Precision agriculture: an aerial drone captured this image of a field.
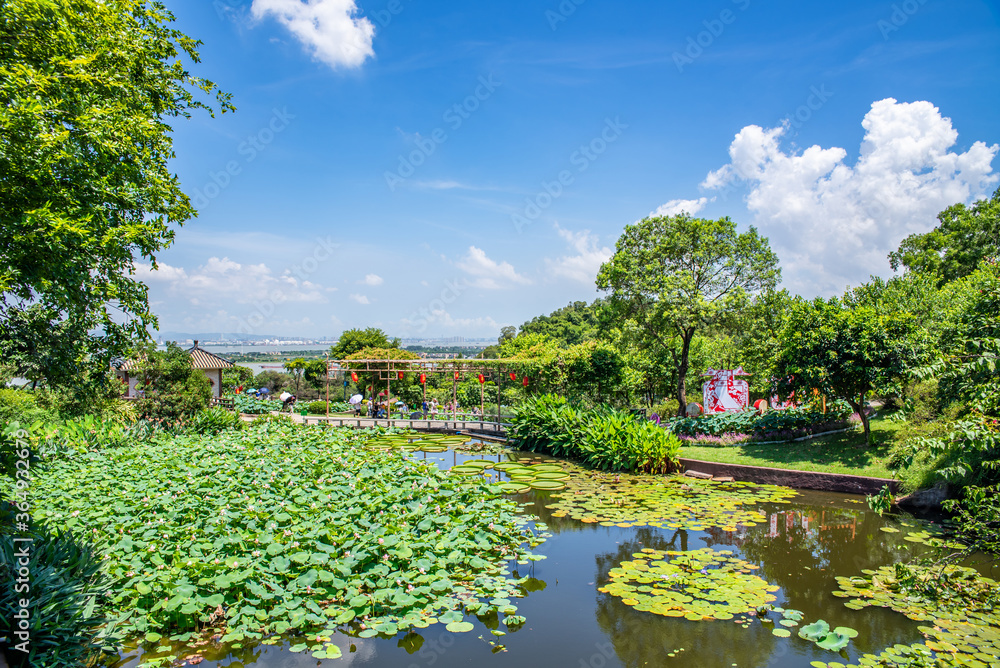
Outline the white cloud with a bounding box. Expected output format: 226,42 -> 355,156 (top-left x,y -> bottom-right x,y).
349,293 -> 370,305
650,197 -> 710,218
362,274 -> 384,286
700,98 -> 998,296
251,0 -> 375,70
455,246 -> 532,290
135,257 -> 327,306
544,225 -> 613,285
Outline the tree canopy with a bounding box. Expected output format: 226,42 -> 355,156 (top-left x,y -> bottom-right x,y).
0,0 -> 231,394
329,328 -> 400,359
890,186 -> 1000,285
774,279 -> 925,445
597,214 -> 780,415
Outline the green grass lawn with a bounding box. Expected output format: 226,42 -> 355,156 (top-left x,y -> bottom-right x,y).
679,417 -> 903,479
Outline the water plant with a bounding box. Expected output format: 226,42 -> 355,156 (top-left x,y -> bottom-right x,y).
546,472 -> 797,531
599,548 -> 778,621
4,423 -> 544,662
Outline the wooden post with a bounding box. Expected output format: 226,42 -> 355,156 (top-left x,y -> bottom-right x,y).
452,372 -> 457,420
325,353 -> 330,418
480,381 -> 484,417
496,370 -> 502,424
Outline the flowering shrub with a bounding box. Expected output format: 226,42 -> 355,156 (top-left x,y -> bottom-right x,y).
665,401 -> 855,442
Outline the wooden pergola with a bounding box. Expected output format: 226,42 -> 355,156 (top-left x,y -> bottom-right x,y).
325,358 -> 526,421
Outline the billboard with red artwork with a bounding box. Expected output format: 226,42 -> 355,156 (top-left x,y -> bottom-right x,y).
702,368 -> 751,414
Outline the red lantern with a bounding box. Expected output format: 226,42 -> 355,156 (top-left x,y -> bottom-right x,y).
509,372 -> 517,382
454,371 -> 460,381
397,371 -> 404,381
478,374 -> 485,384
351,372 -> 358,383
419,373 -> 426,384
522,376 -> 529,387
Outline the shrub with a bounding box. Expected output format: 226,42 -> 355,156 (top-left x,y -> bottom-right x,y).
186,407 -> 245,435
307,400 -> 328,414
664,401 -> 854,441
0,388 -> 54,425
509,394 -> 681,473
132,343 -> 212,426
0,504 -> 117,667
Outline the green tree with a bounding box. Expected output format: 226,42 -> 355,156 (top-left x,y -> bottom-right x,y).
774,280 -> 924,445
283,357 -> 308,395
890,187 -> 1000,285
329,328 -> 400,359
133,343 -> 211,425
597,214 -> 780,416
0,0 -> 231,396
518,300 -> 602,347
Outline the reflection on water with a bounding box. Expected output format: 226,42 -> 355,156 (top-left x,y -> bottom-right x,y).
113,450 -> 958,668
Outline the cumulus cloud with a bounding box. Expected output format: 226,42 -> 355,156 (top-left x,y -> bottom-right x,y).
456,246 -> 532,290
349,294 -> 370,305
544,226 -> 613,284
650,197 -> 710,218
135,257 -> 327,306
251,0 -> 375,70
700,98 -> 998,296
362,274 -> 384,286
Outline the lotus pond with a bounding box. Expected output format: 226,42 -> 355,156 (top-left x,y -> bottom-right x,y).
17,423 -> 1000,668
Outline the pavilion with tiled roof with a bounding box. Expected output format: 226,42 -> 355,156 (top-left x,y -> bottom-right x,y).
115,341 -> 235,399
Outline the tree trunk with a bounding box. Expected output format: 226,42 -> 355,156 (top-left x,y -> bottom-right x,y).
849,395 -> 870,446
676,329 -> 694,417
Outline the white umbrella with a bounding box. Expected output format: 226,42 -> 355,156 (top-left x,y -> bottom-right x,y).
349,394 -> 363,405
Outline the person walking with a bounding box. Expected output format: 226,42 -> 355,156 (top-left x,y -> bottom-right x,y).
279,390 -> 296,413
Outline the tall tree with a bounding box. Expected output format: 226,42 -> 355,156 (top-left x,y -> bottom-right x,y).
0,0 -> 231,394
773,279 -> 925,446
890,187 -> 1000,285
597,214 -> 780,416
329,328 -> 400,359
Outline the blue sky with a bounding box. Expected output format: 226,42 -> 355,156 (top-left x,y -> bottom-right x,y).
142,0 -> 1000,340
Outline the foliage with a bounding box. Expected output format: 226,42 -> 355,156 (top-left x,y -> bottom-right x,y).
890,186 -> 1000,285
2,423 -> 541,658
0,388 -> 53,425
330,328 -> 400,359
943,484 -> 1000,558
221,366 -> 254,394
251,370 -> 291,394
0,0 -> 231,395
918,260 -> 1000,417
233,394 -> 281,415
597,214 -> 780,416
132,343 -> 211,426
184,407 -> 244,436
0,505 -> 118,667
665,402 -> 853,440
774,280 -> 925,445
303,400 -> 356,415
600,548 -> 778,622
508,394 -> 681,473
517,300 -> 603,347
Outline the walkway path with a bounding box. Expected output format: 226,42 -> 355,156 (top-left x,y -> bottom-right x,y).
242,412 -> 509,437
